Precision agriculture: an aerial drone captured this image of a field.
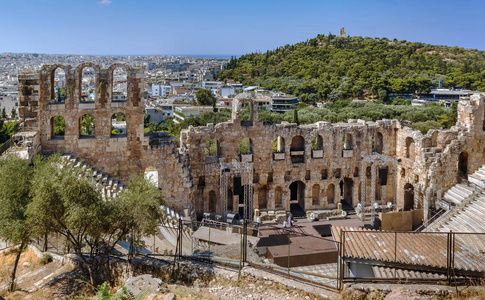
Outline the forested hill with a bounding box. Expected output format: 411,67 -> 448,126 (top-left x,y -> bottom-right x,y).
218,34 -> 485,103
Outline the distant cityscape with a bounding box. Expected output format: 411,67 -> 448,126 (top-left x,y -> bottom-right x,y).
0,52 -> 479,128
0,53 -> 300,127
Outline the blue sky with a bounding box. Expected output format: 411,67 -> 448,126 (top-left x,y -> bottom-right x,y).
1,0 -> 483,56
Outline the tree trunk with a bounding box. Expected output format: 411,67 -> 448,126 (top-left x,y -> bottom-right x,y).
9,241 -> 25,292
76,249 -> 96,286
43,232 -> 48,252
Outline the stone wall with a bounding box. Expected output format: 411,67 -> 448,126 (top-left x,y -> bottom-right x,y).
17,63 -> 192,209
17,64 -> 485,220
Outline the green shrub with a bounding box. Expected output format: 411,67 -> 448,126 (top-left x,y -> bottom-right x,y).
39,253 -> 53,265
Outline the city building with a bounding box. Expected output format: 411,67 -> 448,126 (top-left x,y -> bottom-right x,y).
271,95 -> 299,113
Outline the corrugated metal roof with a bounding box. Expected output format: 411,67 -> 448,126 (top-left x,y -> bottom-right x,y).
332,226 -> 485,272
372,266 -> 446,280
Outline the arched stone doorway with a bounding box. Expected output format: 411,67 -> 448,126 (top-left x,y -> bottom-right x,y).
339,177 -> 354,209
327,184 -> 335,204
289,181 -> 306,217
258,186 -> 268,209
404,183 -> 414,211
275,187 -> 283,208
458,151 -> 468,179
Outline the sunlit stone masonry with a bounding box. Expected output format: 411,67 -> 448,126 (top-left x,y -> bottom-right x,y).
16,63 -> 485,223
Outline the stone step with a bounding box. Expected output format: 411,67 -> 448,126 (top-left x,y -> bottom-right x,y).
443,190 -> 463,205
449,186 -> 469,199
467,201 -> 485,216
454,184 -> 474,195
468,174 -> 485,188
473,170 -> 485,181
461,210 -> 485,231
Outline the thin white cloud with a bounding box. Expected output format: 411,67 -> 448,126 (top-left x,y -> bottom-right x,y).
97,0 -> 112,5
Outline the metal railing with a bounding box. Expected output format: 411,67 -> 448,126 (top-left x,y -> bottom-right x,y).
337,230 -> 485,288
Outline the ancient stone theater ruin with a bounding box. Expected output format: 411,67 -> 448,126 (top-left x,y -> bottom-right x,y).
14,63 -> 485,226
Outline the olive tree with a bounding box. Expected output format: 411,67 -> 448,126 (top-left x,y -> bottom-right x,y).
0,155 -> 33,291
27,155 -> 164,286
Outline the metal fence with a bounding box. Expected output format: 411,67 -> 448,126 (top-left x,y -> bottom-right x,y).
338,230 -> 485,288
37,217 -> 485,291
136,217 -> 341,291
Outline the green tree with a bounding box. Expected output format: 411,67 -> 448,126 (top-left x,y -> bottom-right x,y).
293,109 -> 299,125
53,116 -> 65,136
10,107 -> 16,119
196,88 -> 217,107
80,114 -> 95,136
0,156 -> 34,291
27,155 -> 164,286
110,173 -> 165,262
1,107 -> 7,119
28,155 -> 104,285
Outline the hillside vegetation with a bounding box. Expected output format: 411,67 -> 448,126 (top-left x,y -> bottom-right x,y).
218,34 -> 485,102
161,100 -> 456,145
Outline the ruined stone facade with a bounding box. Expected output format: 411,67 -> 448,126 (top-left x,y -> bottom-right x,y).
17,63 -> 485,221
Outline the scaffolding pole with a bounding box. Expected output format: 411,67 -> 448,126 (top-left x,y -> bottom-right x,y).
219,158 -> 228,221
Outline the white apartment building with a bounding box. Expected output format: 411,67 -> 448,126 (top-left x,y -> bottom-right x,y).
152,84 -> 173,97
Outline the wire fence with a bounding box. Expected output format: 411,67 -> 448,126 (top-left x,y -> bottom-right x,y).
35,217 -> 485,291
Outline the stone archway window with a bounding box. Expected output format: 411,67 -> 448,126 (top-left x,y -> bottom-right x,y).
80,113 -> 96,138
50,116 -> 65,139
343,133 -> 353,150
373,132 -> 383,154
273,136 -> 285,161
405,137 -> 415,159
111,112 -> 127,137
290,135 -> 305,163
80,67 -> 95,103
231,93 -> 258,126
239,137 -> 252,154
112,67 -> 127,102
50,67 -> 66,104
273,136 -> 285,153
311,134 -> 324,158
205,139 -> 219,164
312,184 -> 320,206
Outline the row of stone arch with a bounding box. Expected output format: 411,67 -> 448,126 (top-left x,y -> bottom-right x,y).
202,182 -> 339,214
202,180 -> 419,216
50,112 -> 127,138
204,132 -> 385,163
45,63 -> 132,105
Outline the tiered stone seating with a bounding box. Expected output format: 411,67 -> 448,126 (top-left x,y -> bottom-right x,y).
442,183 -> 474,206
468,165 -> 485,188
425,165 -> 485,253
61,154 -> 124,199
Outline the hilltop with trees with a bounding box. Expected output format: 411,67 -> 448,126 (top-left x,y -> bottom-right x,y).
217,34 -> 485,103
